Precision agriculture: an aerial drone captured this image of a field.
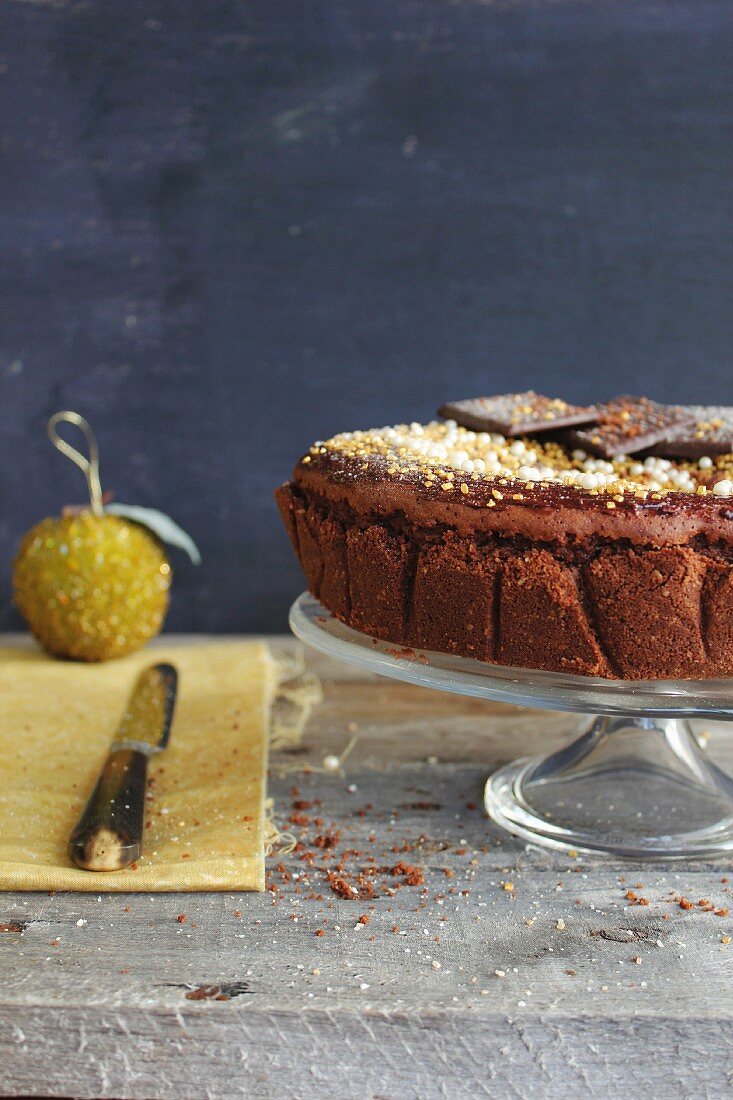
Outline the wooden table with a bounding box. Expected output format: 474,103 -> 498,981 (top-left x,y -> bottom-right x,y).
1,637 -> 732,1099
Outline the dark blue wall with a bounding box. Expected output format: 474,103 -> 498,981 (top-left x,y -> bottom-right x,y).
1,1 -> 731,632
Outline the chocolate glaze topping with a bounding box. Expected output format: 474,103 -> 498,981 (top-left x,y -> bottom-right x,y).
295,449 -> 733,547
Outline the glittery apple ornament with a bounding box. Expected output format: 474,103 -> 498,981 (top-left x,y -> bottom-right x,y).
12,412 -> 199,662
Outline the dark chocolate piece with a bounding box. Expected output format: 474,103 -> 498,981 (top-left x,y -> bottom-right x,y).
648,405 -> 733,458
561,396 -> 696,459
439,391 -> 598,436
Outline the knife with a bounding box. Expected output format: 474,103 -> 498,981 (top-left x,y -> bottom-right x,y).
68,663 -> 178,871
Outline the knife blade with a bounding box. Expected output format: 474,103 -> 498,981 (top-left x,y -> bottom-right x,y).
68,663 -> 178,871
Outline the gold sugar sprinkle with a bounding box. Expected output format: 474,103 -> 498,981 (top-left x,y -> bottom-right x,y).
305,419 -> 731,505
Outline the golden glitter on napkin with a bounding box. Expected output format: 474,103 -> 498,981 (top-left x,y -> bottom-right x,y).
0,640 -> 313,891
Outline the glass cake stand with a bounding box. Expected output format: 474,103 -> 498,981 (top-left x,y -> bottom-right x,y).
290,592 -> 733,859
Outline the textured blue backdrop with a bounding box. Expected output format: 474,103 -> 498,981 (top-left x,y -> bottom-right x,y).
1,0 -> 731,632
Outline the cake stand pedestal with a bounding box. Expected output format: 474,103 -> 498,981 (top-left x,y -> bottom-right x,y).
290,593 -> 733,859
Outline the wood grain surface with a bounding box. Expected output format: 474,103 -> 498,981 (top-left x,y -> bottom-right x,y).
1,637 -> 732,1098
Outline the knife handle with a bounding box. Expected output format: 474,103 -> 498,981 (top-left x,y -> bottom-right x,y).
68,749 -> 148,871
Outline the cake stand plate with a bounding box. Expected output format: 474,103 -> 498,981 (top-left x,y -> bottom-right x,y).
290,593 -> 733,859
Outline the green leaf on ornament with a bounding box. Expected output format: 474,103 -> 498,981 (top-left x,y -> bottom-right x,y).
105,504 -> 202,565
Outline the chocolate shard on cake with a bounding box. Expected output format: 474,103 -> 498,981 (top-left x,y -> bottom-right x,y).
439,392 -> 599,436
648,405 -> 733,458
560,396 -> 697,458
277,398 -> 733,681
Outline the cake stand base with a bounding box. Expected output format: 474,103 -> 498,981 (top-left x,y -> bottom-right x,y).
485,715 -> 733,858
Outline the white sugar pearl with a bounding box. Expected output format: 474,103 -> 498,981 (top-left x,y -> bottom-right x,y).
630,463 -> 644,476
323,754 -> 341,771
713,479 -> 733,497
699,456 -> 713,469
579,473 -> 598,490
509,441 -> 526,456
518,465 -> 541,481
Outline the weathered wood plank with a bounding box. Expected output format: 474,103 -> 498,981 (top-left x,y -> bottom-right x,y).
2,1005 -> 732,1100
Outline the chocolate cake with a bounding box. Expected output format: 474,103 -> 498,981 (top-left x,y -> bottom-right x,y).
277,393 -> 733,680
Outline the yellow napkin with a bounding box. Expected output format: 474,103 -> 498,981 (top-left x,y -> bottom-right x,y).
0,640 -> 282,891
